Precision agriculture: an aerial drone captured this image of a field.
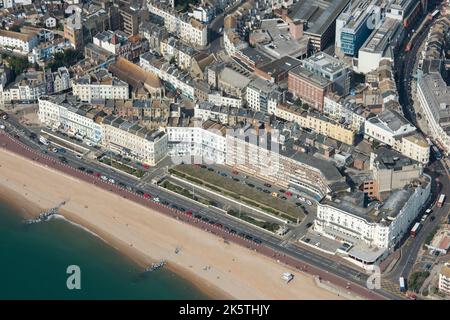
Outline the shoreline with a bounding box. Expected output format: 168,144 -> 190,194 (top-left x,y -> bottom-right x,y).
0,147 -> 349,300
0,184 -> 230,300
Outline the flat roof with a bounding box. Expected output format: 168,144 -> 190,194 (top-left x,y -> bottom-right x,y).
288,0 -> 351,36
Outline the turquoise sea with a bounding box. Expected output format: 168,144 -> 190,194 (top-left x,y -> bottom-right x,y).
0,201 -> 208,299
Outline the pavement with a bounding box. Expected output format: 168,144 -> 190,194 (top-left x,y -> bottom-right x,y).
0,116 -> 397,300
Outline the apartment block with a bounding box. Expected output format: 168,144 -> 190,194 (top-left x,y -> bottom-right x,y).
276,104 -> 356,145
101,114 -> 168,165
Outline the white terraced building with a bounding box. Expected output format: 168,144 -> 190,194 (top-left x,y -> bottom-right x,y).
416,72 -> 450,155
38,95 -> 103,143
166,119 -> 227,164
147,1 -> 208,47
364,109 -> 430,164
101,114 -> 168,165
72,75 -> 129,103
315,175 -> 431,267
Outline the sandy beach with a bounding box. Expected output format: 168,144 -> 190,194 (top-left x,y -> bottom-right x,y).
0,148 -> 347,300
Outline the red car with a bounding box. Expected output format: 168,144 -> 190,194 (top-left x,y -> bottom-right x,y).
94,172 -> 101,177
143,193 -> 152,199
186,210 -> 193,216
232,170 -> 239,175
285,191 -> 293,197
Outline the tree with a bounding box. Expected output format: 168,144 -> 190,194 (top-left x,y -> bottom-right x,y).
5,56 -> 30,78
47,49 -> 83,72
9,25 -> 21,32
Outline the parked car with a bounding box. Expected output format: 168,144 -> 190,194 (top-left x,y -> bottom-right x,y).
305,222 -> 313,228
264,183 -> 272,188
78,166 -> 86,171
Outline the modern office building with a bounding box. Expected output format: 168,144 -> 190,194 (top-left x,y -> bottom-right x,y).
357,17 -> 402,74
335,0 -> 381,56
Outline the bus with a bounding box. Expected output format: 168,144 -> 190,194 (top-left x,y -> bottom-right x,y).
431,9 -> 440,18
437,194 -> 446,208
432,145 -> 442,160
410,222 -> 421,237
399,277 -> 406,292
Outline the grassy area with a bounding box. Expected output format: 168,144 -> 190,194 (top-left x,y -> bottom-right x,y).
408,271 -> 430,293
424,227 -> 439,249
170,165 -> 304,223
100,158 -> 145,178
161,180 -> 214,206
228,209 -> 280,233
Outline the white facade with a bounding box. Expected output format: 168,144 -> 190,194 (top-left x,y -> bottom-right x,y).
416,73 -> 450,155
102,121 -> 168,166
323,95 -> 366,132
439,263 -> 450,296
0,30 -> 38,53
140,54 -> 195,99
365,110 -> 429,164
72,79 -> 129,103
166,123 -> 227,164
45,17 -> 57,29
147,2 -> 208,47
208,92 -> 242,109
38,97 -> 103,143
315,176 -> 431,251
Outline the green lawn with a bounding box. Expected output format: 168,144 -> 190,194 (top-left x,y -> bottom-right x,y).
161,180 -> 214,206
227,209 -> 280,233
100,158 -> 145,178
171,165 -> 305,222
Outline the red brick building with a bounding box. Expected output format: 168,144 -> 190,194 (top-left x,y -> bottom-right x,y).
288,66 -> 332,112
